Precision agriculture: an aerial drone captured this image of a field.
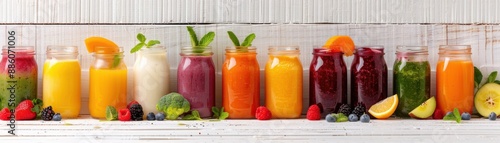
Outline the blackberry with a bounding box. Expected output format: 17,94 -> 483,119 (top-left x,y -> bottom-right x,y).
352,104 -> 366,117
337,104 -> 352,115
41,106 -> 55,121
129,104 -> 144,121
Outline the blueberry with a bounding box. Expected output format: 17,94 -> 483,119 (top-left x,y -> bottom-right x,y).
155,112 -> 165,121
325,114 -> 336,122
146,112 -> 156,121
52,113 -> 62,121
461,112 -> 471,120
348,114 -> 358,122
489,112 -> 497,121
360,114 -> 370,123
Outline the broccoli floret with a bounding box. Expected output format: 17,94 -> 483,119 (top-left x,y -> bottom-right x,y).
156,92 -> 190,120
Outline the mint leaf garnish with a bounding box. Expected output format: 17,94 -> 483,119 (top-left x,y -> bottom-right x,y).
212,107 -> 220,118
488,71 -> 498,83
199,32 -> 215,47
187,26 -> 199,47
182,110 -> 202,120
227,31 -> 240,46
211,107 -> 229,120
474,67 -> 483,88
495,80 -> 500,84
443,108 -> 461,123
130,33 -> 161,53
241,33 -> 256,46
331,113 -> 348,122
32,98 -> 43,119
112,54 -> 121,68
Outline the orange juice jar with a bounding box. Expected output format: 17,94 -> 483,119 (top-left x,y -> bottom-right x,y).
436,45 -> 474,114
222,46 -> 260,119
265,46 -> 303,119
89,47 -> 127,119
43,46 -> 81,118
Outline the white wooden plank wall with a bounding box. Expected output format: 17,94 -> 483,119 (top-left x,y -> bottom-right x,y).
1,0 -> 500,115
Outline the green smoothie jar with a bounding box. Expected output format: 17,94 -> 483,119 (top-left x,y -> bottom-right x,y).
0,46 -> 38,109
393,46 -> 430,118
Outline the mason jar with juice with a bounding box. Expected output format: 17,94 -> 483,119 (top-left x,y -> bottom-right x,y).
0,46 -> 37,109
43,46 -> 81,118
265,46 -> 303,119
89,47 -> 127,119
436,45 -> 474,114
393,46 -> 430,117
350,46 -> 387,111
177,46 -> 215,118
222,46 -> 260,119
309,47 -> 347,117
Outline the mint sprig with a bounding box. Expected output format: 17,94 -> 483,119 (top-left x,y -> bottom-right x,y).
443,108 -> 462,123
130,33 -> 161,53
32,98 -> 43,119
186,26 -> 215,53
112,54 -> 121,68
212,107 -> 229,120
474,67 -> 500,94
227,31 -> 256,47
182,110 -> 202,120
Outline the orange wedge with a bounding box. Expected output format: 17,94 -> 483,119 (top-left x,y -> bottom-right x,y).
84,37 -> 119,54
368,94 -> 399,119
323,35 -> 355,56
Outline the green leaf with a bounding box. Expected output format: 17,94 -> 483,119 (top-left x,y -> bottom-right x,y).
227,31 -> 240,46
488,71 -> 498,83
443,114 -> 456,121
112,54 -> 121,68
182,110 -> 202,120
130,43 -> 145,53
105,106 -> 118,121
31,98 -> 43,119
474,67 -> 483,88
146,40 -> 161,47
212,106 -> 220,118
495,80 -> 500,85
219,112 -> 229,120
241,33 -> 256,46
187,26 -> 199,47
137,33 -> 146,43
332,113 -> 348,122
199,32 -> 215,47
453,108 -> 461,123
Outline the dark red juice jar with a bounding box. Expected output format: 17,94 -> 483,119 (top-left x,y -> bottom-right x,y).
309,48 -> 347,116
350,46 -> 388,111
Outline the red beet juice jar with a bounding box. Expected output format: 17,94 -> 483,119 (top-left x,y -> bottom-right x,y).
309,47 -> 347,116
350,46 -> 388,112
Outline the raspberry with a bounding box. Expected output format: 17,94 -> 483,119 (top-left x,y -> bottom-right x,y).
0,107 -> 11,120
127,100 -> 139,109
255,106 -> 272,120
15,100 -> 36,120
307,105 -> 321,120
433,109 -> 444,119
118,109 -> 131,121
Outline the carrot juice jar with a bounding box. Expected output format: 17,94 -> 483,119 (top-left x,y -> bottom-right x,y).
436,45 -> 474,114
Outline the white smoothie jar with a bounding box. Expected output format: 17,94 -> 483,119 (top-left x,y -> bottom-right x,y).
133,46 -> 170,116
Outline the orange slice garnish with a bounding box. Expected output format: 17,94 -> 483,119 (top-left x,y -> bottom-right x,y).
323,35 -> 355,56
368,95 -> 399,119
84,37 -> 119,54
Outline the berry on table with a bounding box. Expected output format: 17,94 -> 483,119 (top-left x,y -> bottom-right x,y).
41,106 -> 55,121
489,112 -> 497,121
53,113 -> 62,121
255,106 -> 272,120
461,112 -> 471,120
155,112 -> 165,121
307,105 -> 321,120
0,107 -> 11,120
352,104 -> 366,117
129,104 -> 144,121
119,109 -> 131,121
146,112 -> 156,121
360,114 -> 370,123
348,114 -> 359,122
325,114 -> 336,123
337,104 -> 352,116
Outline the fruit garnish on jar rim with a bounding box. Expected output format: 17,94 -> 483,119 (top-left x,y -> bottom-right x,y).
84,36 -> 122,68
323,35 -> 355,56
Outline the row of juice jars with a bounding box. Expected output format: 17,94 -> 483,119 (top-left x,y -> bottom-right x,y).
0,45 -> 473,119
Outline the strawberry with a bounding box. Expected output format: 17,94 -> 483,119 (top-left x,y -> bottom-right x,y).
127,100 -> 139,109
118,109 -> 131,121
307,104 -> 321,120
0,107 -> 11,120
15,100 -> 37,120
255,106 -> 272,120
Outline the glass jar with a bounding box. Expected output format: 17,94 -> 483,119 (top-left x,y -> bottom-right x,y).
350,46 -> 388,111
393,46 -> 430,117
177,46 -> 215,118
436,45 -> 473,114
133,46 -> 169,117
43,46 -> 81,118
309,47 -> 347,117
222,46 -> 260,119
0,46 -> 37,109
265,46 -> 303,119
89,47 -> 127,119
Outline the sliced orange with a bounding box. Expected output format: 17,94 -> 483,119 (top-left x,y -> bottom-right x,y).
323,35 -> 355,56
368,94 -> 399,119
84,36 -> 119,54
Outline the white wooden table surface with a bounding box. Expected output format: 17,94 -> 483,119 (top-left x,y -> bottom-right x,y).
1,116 -> 500,142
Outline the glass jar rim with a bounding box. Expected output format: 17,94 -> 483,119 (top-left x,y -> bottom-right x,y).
92,47 -> 124,55
47,45 -> 79,54
181,46 -> 213,56
225,46 -> 256,53
268,46 -> 300,55
438,45 -> 471,54
396,45 -> 428,55
1,46 -> 36,55
138,45 -> 167,53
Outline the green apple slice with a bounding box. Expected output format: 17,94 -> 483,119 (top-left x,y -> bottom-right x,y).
409,97 -> 436,119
